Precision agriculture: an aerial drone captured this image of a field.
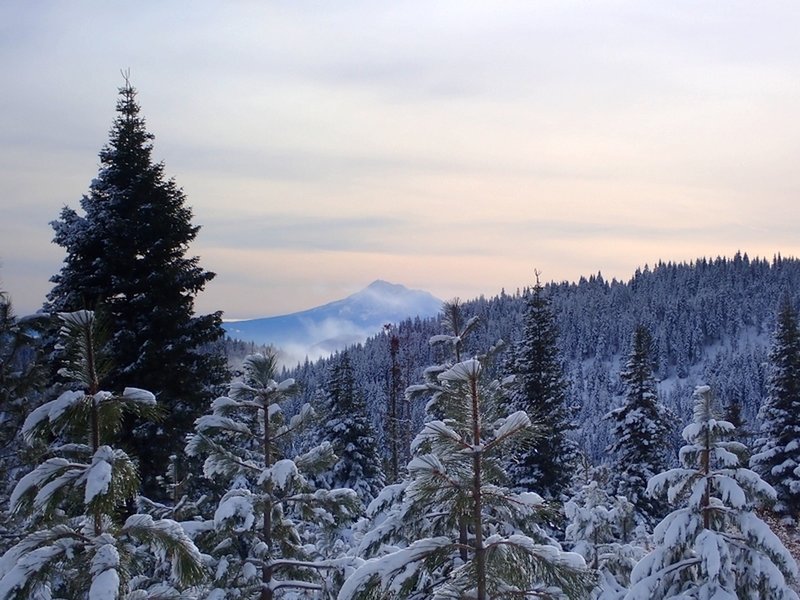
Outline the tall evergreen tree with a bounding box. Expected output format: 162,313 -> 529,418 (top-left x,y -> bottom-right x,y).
605,325 -> 671,525
47,76 -> 227,494
506,277 -> 577,499
751,297 -> 800,524
626,386 -> 799,599
318,351 -> 385,505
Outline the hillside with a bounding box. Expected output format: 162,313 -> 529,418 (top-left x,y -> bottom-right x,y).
287,253 -> 800,464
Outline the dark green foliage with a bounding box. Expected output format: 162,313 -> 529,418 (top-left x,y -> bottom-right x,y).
751,297 -> 800,523
318,351 -> 385,504
605,325 -> 672,525
0,290 -> 48,552
47,78 -> 227,495
505,279 -> 577,499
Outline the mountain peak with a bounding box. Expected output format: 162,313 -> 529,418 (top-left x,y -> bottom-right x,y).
365,279 -> 405,292
223,281 -> 443,364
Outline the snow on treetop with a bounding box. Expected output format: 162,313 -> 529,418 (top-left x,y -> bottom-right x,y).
439,359 -> 481,383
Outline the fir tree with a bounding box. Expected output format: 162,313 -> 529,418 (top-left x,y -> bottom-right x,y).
751,297 -> 800,524
0,311 -> 204,599
318,351 -> 385,505
47,76 -> 227,495
605,325 -> 671,525
506,277 -> 577,499
186,351 -> 360,599
626,386 -> 799,599
344,354 -> 593,600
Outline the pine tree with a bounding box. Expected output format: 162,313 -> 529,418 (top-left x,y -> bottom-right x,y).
47,76 -> 227,494
343,354 -> 593,600
186,351 -> 361,599
626,386 -> 799,599
605,325 -> 671,525
506,277 -> 577,499
0,311 -> 204,599
318,351 -> 385,505
751,297 -> 800,524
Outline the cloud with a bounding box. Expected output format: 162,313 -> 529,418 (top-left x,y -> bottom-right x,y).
4,1 -> 800,318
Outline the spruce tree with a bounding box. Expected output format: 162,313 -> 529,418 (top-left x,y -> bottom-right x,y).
626,386 -> 799,599
0,311 -> 204,599
47,76 -> 227,494
751,297 -> 800,524
506,277 -> 577,499
318,350 -> 385,505
605,325 -> 671,526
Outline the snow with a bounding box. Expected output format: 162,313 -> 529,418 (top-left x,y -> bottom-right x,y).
84,446 -> 115,504
89,568 -> 119,600
122,387 -> 156,405
89,544 -> 120,600
214,492 -> 256,532
493,410 -> 531,440
337,536 -> 452,600
21,390 -> 84,440
260,459 -> 298,490
58,309 -> 94,329
438,358 -> 481,383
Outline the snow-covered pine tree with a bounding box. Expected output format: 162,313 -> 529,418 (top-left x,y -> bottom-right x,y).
605,325 -> 671,525
47,75 -> 227,495
751,297 -> 800,524
407,299 -> 482,560
317,350 -> 385,505
626,385 -> 800,600
0,310 -> 204,599
505,276 -> 577,499
186,351 -> 361,599
341,355 -> 593,600
564,479 -> 646,599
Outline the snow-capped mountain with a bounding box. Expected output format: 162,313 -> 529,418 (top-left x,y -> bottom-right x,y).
223,280 -> 442,363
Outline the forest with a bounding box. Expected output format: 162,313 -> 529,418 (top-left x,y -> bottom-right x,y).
2,83 -> 800,599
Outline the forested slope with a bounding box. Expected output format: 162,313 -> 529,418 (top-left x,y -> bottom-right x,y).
287,253 -> 800,463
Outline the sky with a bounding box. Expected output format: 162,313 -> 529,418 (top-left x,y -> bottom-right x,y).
2,2 -> 800,319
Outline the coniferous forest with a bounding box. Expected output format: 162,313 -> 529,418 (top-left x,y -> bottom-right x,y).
3,83 -> 800,599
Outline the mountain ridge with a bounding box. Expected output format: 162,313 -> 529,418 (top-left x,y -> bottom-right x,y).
223,280 -> 442,363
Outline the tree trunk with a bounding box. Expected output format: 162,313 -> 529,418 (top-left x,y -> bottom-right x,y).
470,375 -> 486,600
86,320 -> 102,536
262,396 -> 273,600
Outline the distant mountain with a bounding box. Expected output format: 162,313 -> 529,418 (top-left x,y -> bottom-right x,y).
223,280 -> 442,362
